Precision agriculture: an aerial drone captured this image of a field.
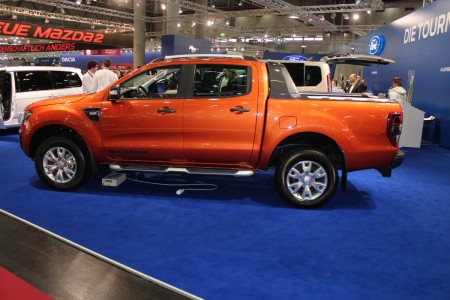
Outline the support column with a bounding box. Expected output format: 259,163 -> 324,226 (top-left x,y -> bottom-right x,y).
164,3 -> 180,35
134,0 -> 146,69
195,0 -> 207,39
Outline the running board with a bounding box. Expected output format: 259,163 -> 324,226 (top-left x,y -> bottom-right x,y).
109,164 -> 254,177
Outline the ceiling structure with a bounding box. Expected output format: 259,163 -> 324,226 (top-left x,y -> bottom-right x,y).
0,0 -> 426,58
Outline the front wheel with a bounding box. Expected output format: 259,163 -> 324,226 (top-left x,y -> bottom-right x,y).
275,150 -> 338,208
34,137 -> 90,191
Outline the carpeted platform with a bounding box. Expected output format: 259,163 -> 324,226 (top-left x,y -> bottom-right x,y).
1,130 -> 450,300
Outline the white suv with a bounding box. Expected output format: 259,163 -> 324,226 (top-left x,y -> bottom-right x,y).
265,60 -> 331,93
1,66 -> 83,128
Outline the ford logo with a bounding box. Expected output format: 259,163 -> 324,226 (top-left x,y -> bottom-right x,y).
369,35 -> 385,55
282,55 -> 308,61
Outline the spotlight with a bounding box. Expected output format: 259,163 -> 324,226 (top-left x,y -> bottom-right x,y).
319,14 -> 325,21
330,13 -> 337,19
12,14 -> 17,19
161,3 -> 166,10
353,13 -> 360,20
45,18 -> 50,24
225,20 -> 230,25
76,0 -> 81,4
343,13 -> 350,20
86,0 -> 91,4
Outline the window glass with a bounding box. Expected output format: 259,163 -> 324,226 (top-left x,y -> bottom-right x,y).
193,64 -> 251,97
15,71 -> 53,92
304,66 -> 322,86
119,65 -> 182,99
282,63 -> 305,87
52,71 -> 82,89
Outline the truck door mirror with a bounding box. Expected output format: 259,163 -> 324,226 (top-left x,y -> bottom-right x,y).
109,85 -> 120,101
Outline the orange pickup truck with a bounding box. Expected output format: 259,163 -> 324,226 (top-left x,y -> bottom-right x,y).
19,54 -> 404,208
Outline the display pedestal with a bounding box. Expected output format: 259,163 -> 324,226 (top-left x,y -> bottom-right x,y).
399,105 -> 425,148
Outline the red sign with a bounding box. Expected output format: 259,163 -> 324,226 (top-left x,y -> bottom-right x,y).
84,49 -> 121,56
0,21 -> 133,47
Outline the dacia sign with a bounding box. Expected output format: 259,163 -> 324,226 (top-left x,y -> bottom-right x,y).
369,35 -> 385,55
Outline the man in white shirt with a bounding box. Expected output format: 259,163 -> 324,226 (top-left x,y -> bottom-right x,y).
92,58 -> 118,92
82,60 -> 98,94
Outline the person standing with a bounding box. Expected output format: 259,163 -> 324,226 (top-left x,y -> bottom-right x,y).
82,60 -> 98,94
92,58 -> 118,92
344,73 -> 357,93
388,77 -> 407,109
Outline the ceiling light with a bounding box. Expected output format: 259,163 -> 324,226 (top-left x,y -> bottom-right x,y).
179,9 -> 182,14
86,0 -> 91,4
225,20 -> 230,25
330,13 -> 336,19
12,14 -> 17,19
289,15 -> 299,19
343,13 -> 350,20
45,18 -> 50,23
161,3 -> 166,10
353,14 -> 360,20
76,0 -> 81,4
191,22 -> 196,27
177,23 -> 181,27
238,1 -> 242,6
356,0 -> 362,4
307,15 -> 313,22
367,10 -> 372,14
301,45 -> 307,48
319,14 -> 325,21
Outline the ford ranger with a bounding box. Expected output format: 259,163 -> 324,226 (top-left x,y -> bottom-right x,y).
19,54 -> 404,208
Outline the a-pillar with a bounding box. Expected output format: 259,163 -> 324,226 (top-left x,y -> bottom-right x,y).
134,0 -> 146,69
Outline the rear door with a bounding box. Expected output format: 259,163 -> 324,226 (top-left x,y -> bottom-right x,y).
182,63 -> 259,166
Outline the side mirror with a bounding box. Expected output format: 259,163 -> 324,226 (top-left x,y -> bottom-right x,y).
109,85 -> 120,101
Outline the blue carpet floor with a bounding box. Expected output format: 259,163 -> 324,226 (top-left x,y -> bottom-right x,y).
1,130 -> 450,300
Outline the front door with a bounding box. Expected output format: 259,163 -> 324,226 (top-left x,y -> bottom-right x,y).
101,65 -> 184,163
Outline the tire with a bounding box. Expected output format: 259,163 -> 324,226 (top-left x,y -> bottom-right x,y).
275,150 -> 338,208
34,137 -> 89,191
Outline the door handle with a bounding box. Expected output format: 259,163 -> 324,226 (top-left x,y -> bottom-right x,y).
230,106 -> 251,113
157,107 -> 176,113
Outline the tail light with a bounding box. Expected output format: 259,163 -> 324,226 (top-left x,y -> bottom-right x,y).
327,73 -> 332,93
387,112 -> 403,147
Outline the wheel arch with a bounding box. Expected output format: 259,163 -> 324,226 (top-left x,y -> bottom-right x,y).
29,125 -> 98,174
269,132 -> 347,183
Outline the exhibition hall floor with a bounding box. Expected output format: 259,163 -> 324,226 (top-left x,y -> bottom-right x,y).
1,129 -> 450,300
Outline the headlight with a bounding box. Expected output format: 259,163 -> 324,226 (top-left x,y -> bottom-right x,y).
22,109 -> 33,123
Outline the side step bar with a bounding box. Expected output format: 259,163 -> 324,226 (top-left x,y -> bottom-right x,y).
109,164 -> 254,177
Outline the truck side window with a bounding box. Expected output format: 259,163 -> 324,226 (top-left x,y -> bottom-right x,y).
282,63 -> 305,87
15,71 -> 53,92
51,71 -> 82,89
119,65 -> 182,99
304,66 -> 322,86
193,64 -> 251,97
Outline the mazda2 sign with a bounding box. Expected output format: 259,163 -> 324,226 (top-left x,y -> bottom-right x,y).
369,35 -> 385,55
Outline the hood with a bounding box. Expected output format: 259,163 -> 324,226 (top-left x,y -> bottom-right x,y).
390,86 -> 407,95
26,94 -> 88,110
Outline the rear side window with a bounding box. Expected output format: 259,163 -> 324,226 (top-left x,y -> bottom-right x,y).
51,71 -> 82,89
193,64 -> 251,97
15,71 -> 53,92
304,66 -> 322,86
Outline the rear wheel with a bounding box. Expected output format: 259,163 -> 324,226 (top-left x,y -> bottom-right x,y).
34,137 -> 89,190
275,150 -> 338,208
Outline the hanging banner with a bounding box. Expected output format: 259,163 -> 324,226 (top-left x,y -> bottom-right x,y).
0,21 -> 133,47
